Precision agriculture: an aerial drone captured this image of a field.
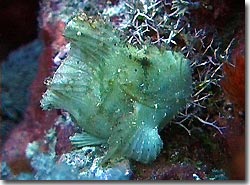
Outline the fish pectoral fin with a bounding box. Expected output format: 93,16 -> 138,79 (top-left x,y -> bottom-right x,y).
69,132 -> 106,148
123,126 -> 163,164
103,124 -> 163,165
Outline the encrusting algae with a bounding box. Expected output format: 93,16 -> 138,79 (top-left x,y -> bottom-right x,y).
40,13 -> 192,165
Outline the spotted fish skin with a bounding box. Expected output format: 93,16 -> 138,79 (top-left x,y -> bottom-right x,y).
40,14 -> 192,164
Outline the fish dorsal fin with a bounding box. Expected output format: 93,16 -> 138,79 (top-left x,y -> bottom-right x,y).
65,13 -> 120,67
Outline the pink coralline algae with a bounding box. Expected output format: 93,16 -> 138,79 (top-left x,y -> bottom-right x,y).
1,19 -> 66,176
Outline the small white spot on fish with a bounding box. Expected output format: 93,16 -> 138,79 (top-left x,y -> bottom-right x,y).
77,31 -> 81,36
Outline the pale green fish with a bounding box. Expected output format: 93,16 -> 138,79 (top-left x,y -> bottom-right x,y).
40,13 -> 192,165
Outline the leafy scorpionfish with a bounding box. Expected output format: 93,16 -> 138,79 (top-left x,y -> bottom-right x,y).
40,13 -> 192,165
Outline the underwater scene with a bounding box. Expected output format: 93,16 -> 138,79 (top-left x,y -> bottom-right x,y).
1,0 -> 245,181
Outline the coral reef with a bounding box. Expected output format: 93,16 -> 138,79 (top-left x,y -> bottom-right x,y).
1,39 -> 42,143
219,25 -> 245,180
221,28 -> 245,113
1,8 -> 64,175
2,121 -> 132,180
1,0 -> 245,181
130,122 -> 229,180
